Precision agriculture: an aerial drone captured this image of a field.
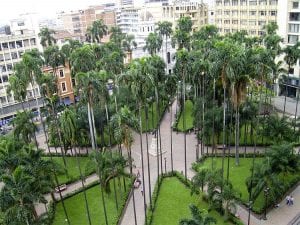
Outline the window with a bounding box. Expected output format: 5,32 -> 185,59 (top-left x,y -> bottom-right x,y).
259,0 -> 267,5
167,52 -> 171,64
61,82 -> 67,92
59,70 -> 64,78
290,12 -> 300,21
232,0 -> 238,6
293,2 -> 299,9
6,64 -> 12,71
232,20 -> 238,25
249,0 -> 257,5
269,0 -> 277,5
288,35 -> 299,44
224,20 -> 230,24
11,52 -> 18,60
224,29 -> 230,33
17,21 -> 25,26
232,10 -> 238,16
224,0 -> 230,6
258,31 -> 265,36
250,30 -> 257,35
289,24 -> 300,33
241,10 -> 247,16
289,68 -> 294,74
241,20 -> 248,25
249,20 -> 256,26
250,11 -> 256,16
224,11 -> 230,16
2,43 -> 8,49
270,11 -> 277,16
259,11 -> 266,16
258,21 -> 266,26
241,0 -> 247,5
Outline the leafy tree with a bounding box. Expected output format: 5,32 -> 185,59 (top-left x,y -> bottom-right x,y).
70,45 -> 96,75
43,45 -> 65,75
191,169 -> 208,192
156,21 -> 173,60
179,204 -> 216,225
122,34 -> 137,62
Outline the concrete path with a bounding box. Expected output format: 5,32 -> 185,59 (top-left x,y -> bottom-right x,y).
273,96 -> 300,116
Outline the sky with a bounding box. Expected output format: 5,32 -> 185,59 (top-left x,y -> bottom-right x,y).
0,0 -> 213,25
0,0 -> 113,24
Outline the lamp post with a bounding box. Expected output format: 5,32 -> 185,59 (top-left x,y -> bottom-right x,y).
164,157 -> 167,174
247,201 -> 253,225
263,187 -> 270,220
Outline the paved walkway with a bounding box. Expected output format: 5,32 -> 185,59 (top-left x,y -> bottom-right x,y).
33,99 -> 300,225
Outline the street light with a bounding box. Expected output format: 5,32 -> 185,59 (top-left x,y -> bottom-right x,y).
164,157 -> 167,174
263,187 -> 270,220
247,200 -> 253,225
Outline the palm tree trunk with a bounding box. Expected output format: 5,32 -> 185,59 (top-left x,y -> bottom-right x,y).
74,146 -> 92,225
227,101 -> 233,182
183,77 -> 187,179
221,87 -> 226,187
211,79 -> 216,169
294,85 -> 299,131
235,108 -> 240,166
283,65 -> 290,116
99,177 -> 109,225
91,105 -> 98,149
170,99 -> 174,171
87,103 -> 96,149
138,103 -> 147,222
144,105 -> 152,210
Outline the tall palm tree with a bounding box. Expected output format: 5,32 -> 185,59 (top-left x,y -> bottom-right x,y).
38,27 -> 56,47
60,108 -> 92,225
43,45 -> 65,76
110,26 -> 125,48
86,19 -> 108,43
179,204 -> 216,225
110,106 -> 138,225
175,49 -> 190,179
156,21 -> 173,63
144,32 -> 163,56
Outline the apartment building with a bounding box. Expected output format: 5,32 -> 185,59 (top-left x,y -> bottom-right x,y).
0,31 -> 43,124
214,0 -> 278,36
42,64 -> 75,105
162,0 -> 208,31
116,7 -> 140,34
57,5 -> 116,42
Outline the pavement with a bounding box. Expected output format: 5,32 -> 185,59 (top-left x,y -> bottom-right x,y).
31,98 -> 300,225
272,96 -> 300,116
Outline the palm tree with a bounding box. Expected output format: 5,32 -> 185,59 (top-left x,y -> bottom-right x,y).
191,169 -> 208,192
75,71 -> 100,149
172,16 -> 192,50
60,108 -> 92,225
43,45 -> 65,76
12,111 -> 37,144
86,19 -> 108,43
156,21 -> 173,62
0,166 -> 39,225
38,27 -> 56,47
282,42 -> 300,116
122,34 -> 137,63
110,26 -> 125,47
144,32 -> 163,56
179,204 -> 216,225
70,45 -> 96,75
61,39 -> 83,73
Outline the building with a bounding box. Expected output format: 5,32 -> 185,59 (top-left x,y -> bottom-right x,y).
214,0 -> 278,36
0,30 -> 43,125
116,7 -> 140,34
162,0 -> 208,31
42,64 -> 75,105
57,5 -> 116,41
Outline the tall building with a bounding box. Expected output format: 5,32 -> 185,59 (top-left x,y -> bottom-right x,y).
162,0 -> 208,31
214,0 -> 278,36
57,5 -> 116,41
116,7 -> 139,34
0,30 -> 42,124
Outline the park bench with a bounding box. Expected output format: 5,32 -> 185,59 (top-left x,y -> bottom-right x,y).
55,184 -> 67,193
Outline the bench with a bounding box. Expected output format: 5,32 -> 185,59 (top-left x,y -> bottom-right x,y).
55,184 -> 67,192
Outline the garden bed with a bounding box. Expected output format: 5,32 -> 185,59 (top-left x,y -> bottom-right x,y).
174,100 -> 194,132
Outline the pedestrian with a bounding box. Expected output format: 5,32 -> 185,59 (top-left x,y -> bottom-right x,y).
290,196 -> 294,206
137,170 -> 140,178
286,195 -> 290,205
141,186 -> 144,196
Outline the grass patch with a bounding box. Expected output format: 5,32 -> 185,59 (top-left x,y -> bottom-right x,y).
44,156 -> 95,185
151,177 -> 234,225
53,177 -> 131,225
141,101 -> 167,132
194,157 -> 300,213
176,100 -> 194,132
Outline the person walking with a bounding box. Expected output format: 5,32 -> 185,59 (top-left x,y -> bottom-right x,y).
290,196 -> 294,206
286,195 -> 291,205
141,186 -> 144,196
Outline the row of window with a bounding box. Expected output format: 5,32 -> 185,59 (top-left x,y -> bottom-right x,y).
216,10 -> 276,16
216,0 -> 277,6
216,19 -> 272,26
0,38 -> 36,51
220,28 -> 265,35
0,51 -> 24,62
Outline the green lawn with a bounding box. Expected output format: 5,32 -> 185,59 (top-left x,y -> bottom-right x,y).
53,177 -> 131,225
176,100 -> 194,132
204,124 -> 272,146
151,177 -> 234,225
194,157 -> 300,213
44,157 -> 95,185
141,101 -> 166,132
